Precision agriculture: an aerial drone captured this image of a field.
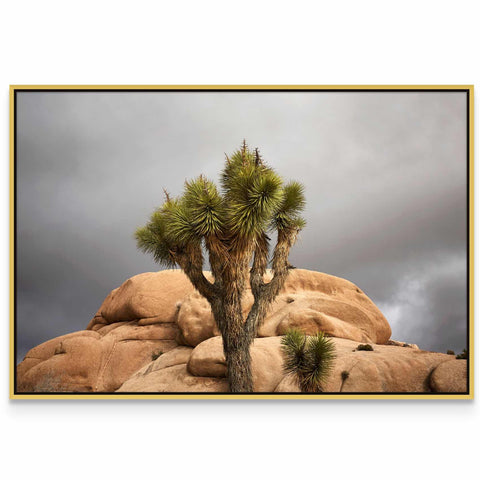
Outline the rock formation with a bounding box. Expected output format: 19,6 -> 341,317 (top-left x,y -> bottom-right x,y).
16,269 -> 467,394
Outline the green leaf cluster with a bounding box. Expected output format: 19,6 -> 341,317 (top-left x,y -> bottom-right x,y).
271,181 -> 306,231
281,329 -> 336,392
135,142 -> 306,267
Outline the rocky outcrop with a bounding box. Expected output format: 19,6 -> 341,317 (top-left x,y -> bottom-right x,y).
186,336 -> 285,392
117,336 -> 465,393
86,270 -> 199,328
17,322 -> 178,392
16,269 -> 468,394
86,269 -> 391,345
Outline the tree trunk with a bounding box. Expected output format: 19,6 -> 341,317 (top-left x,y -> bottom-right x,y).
223,332 -> 253,392
212,296 -> 254,393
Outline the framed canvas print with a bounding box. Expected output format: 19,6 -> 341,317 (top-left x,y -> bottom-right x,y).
9,85 -> 473,399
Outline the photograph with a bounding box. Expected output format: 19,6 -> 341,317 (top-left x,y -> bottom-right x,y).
10,86 -> 473,398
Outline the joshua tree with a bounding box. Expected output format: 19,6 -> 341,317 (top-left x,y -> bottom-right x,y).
281,329 -> 336,392
135,141 -> 306,392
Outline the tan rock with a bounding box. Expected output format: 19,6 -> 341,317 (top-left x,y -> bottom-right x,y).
176,269 -> 391,346
187,336 -> 286,392
96,338 -> 177,392
321,338 -> 459,393
430,360 -> 468,393
274,375 -> 301,392
187,336 -> 226,377
18,332 -> 104,392
276,338 -> 457,393
186,336 -> 467,394
117,364 -> 229,393
102,321 -> 179,342
17,320 -> 179,393
250,337 -> 285,392
133,346 -> 193,377
326,338 -> 464,393
176,291 -> 220,347
259,271 -> 391,344
17,269 -> 465,394
21,330 -> 101,361
90,270 -> 197,327
118,336 -> 463,393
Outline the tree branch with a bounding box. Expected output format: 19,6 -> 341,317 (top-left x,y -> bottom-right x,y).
205,235 -> 229,290
264,227 -> 298,299
175,243 -> 218,304
244,228 -> 298,339
249,233 -> 269,298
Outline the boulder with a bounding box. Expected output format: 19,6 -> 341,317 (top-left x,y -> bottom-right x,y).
187,336 -> 285,392
87,270 -> 199,328
16,320 -> 179,393
430,359 -> 468,393
117,364 -> 229,393
17,331 -> 104,392
130,346 -> 193,377
176,291 -> 221,347
274,375 -> 300,392
111,336 -> 466,393
175,269 -> 391,346
319,338 -> 464,393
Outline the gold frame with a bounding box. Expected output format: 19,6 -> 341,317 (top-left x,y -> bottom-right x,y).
9,85 -> 474,400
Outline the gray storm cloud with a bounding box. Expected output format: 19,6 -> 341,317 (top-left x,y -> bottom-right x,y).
15,90 -> 468,362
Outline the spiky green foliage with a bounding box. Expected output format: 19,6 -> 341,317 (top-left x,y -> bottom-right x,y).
227,170 -> 283,237
184,176 -> 224,236
135,141 -> 306,268
271,181 -> 307,231
302,332 -> 337,391
280,328 -> 307,373
281,329 -> 336,393
135,212 -> 177,268
221,146 -> 284,238
161,198 -> 200,246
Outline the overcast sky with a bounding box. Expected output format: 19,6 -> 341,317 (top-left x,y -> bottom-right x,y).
15,90 -> 468,362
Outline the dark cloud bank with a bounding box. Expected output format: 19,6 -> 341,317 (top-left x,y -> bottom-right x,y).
15,91 -> 468,362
